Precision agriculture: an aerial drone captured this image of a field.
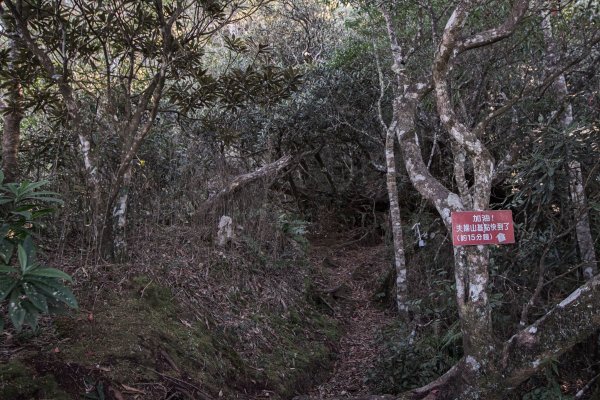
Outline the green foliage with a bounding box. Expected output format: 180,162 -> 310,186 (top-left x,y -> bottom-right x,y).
367,322 -> 461,394
493,124 -> 600,329
277,213 -> 310,247
0,236 -> 77,332
0,173 -> 76,332
0,171 -> 62,262
83,379 -> 105,400
522,362 -> 573,400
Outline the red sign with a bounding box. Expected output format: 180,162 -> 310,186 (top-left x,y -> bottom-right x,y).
451,210 -> 515,246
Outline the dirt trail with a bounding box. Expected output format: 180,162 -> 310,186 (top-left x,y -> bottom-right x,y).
306,233 -> 396,399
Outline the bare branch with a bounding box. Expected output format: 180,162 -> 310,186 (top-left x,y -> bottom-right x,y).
457,0 -> 530,53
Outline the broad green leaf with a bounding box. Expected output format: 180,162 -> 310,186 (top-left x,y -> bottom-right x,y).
14,204 -> 39,212
27,268 -> 73,283
9,289 -> 26,332
0,279 -> 16,302
22,236 -> 35,261
22,301 -> 40,331
2,182 -> 19,196
31,208 -> 56,219
17,244 -> 28,273
23,190 -> 63,203
0,265 -> 18,274
23,282 -> 48,313
10,210 -> 33,220
32,281 -> 78,309
16,180 -> 48,197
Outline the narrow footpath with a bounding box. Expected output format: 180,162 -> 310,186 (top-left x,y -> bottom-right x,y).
306,233 -> 396,399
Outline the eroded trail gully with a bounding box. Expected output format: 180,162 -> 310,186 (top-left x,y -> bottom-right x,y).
303,234 -> 396,399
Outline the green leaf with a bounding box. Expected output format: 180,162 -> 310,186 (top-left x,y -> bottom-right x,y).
17,244 -> 28,273
22,236 -> 35,261
22,301 -> 40,331
31,280 -> 78,309
26,268 -> 73,283
0,238 -> 14,264
0,265 -> 18,274
0,224 -> 10,237
9,289 -> 26,332
0,279 -> 17,302
10,210 -> 33,220
16,180 -> 48,197
23,282 -> 48,313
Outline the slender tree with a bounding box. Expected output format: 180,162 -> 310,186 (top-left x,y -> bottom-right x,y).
370,0 -> 600,397
540,7 -> 598,280
0,11 -> 23,183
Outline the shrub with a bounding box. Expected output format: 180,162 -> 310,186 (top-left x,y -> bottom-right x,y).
0,172 -> 77,332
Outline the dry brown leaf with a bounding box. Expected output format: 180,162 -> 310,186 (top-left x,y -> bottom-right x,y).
180,319 -> 192,328
121,384 -> 146,394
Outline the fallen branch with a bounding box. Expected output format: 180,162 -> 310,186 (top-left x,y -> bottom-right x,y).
197,151 -> 314,215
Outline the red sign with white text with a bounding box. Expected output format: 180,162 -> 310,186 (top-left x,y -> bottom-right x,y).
451,210 -> 515,246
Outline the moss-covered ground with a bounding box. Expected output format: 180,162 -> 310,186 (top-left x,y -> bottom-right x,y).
0,231 -> 340,399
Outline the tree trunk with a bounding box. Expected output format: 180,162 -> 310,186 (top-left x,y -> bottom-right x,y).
541,11 -> 598,280
1,2 -> 103,242
431,2 -> 497,369
1,34 -> 23,183
112,163 -> 132,263
385,127 -> 408,317
567,161 -> 597,279
381,0 -> 531,388
1,102 -> 22,183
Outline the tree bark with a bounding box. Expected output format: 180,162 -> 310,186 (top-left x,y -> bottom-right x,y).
385,126 -> 409,317
1,96 -> 22,183
112,163 -> 132,262
0,21 -> 23,183
374,36 -> 409,318
432,1 -> 498,369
